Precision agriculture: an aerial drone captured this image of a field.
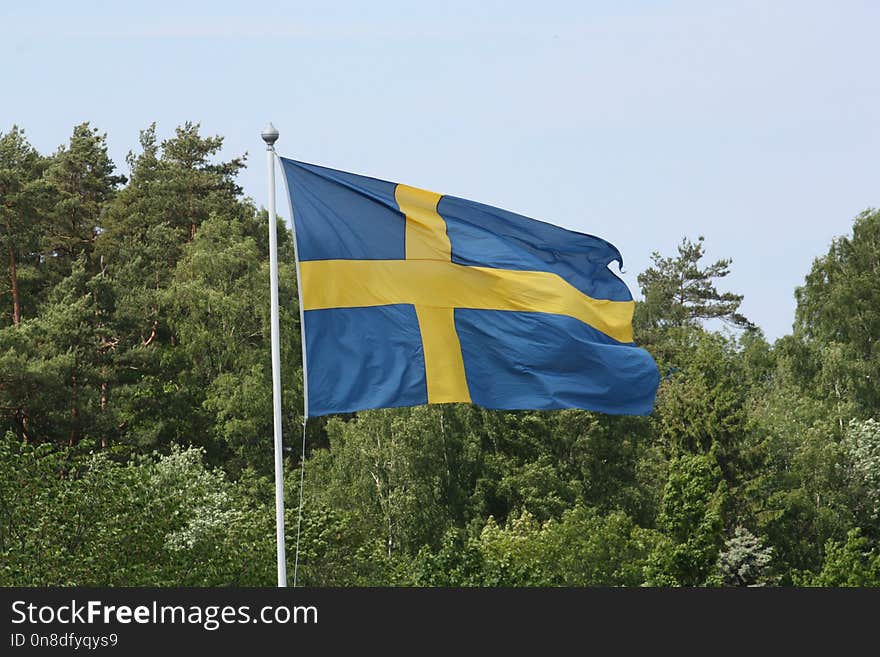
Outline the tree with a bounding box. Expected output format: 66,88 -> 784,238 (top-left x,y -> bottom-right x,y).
636,235 -> 752,334
43,123 -> 123,281
0,127 -> 48,326
477,506 -> 660,586
716,527 -> 775,586
793,209 -> 880,418
407,506 -> 662,586
743,375 -> 854,579
96,122 -> 247,341
0,260 -> 114,446
166,212 -> 302,471
843,418 -> 880,525
100,122 -> 244,254
804,528 -> 880,587
91,123 -> 257,455
644,453 -> 727,586
652,330 -> 756,483
160,122 -> 245,240
307,407 -> 481,558
0,433 -> 278,586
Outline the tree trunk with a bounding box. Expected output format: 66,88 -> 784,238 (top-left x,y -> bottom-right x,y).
143,320 -> 158,346
439,408 -> 452,484
21,411 -> 31,443
100,382 -> 109,448
69,375 -> 80,447
188,182 -> 196,240
69,405 -> 80,447
9,244 -> 20,326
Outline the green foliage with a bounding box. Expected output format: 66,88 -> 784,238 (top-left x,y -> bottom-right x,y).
43,123 -> 124,280
800,529 -> 880,587
842,418 -> 880,524
0,433 -> 275,585
0,126 -> 50,326
307,407 -> 481,556
716,527 -> 775,586
87,123 -> 265,456
408,506 -> 660,586
636,235 -> 752,335
644,453 -> 727,586
1,121 -> 877,587
409,529 -> 497,586
481,506 -> 661,586
793,209 -> 880,418
742,353 -> 860,578
652,330 -> 755,483
291,502 -> 393,586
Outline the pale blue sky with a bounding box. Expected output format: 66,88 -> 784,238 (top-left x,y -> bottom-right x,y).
3,0 -> 877,341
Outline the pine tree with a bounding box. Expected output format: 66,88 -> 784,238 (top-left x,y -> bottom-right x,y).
717,527 -> 774,586
792,209 -> 880,418
43,123 -> 124,281
637,236 -> 752,331
0,127 -> 48,326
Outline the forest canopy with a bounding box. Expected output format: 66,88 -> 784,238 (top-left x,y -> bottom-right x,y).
1,123 -> 878,586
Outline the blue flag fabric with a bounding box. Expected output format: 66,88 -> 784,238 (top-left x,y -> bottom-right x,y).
280,158 -> 659,417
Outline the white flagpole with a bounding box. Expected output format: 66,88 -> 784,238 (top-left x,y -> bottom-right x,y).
262,122 -> 287,587
274,145 -> 310,588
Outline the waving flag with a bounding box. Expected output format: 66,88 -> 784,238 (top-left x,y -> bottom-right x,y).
280,159 -> 659,417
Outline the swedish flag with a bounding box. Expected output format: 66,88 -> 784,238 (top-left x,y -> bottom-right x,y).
280,159 -> 659,417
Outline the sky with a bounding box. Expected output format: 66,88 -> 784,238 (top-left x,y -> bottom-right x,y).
2,0 -> 877,342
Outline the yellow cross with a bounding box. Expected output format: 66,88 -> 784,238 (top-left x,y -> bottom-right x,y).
299,184 -> 635,404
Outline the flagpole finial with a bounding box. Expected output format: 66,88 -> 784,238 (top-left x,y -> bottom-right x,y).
262,122 -> 279,149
